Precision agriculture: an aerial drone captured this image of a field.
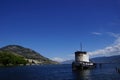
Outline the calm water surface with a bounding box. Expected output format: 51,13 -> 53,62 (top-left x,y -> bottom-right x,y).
0,64 -> 120,80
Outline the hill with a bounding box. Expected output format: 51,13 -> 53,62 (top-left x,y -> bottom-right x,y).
91,55 -> 120,63
0,45 -> 58,65
61,60 -> 73,64
61,55 -> 120,64
0,50 -> 27,66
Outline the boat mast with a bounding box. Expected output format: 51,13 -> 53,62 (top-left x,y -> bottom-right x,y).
80,43 -> 82,51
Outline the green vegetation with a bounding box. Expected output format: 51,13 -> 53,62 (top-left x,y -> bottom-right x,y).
0,51 -> 27,66
0,45 -> 58,64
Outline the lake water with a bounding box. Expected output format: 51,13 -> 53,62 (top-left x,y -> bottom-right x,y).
0,64 -> 120,80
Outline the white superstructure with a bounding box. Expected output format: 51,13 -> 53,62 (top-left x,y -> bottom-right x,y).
75,51 -> 89,62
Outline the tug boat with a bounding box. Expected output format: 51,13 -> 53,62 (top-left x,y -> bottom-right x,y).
72,51 -> 96,70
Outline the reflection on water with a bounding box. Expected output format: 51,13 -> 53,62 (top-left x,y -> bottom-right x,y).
72,63 -> 120,80
0,64 -> 120,80
73,69 -> 91,80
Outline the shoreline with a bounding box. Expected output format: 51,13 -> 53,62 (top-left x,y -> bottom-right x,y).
0,63 -> 59,67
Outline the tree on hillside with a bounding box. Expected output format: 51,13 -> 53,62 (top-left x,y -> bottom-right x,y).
0,51 -> 27,66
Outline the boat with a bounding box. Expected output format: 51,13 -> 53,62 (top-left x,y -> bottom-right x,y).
72,51 -> 96,70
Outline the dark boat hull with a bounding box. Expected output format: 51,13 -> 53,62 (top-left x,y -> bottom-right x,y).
72,61 -> 96,70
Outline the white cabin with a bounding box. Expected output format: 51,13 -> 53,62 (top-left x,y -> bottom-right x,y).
75,51 -> 89,62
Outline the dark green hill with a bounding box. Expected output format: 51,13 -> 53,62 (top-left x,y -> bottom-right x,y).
0,50 -> 27,66
0,45 -> 58,65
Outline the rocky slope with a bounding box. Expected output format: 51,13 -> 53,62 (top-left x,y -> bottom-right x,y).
0,45 -> 58,64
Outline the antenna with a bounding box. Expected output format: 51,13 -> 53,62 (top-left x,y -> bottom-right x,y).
80,43 -> 82,51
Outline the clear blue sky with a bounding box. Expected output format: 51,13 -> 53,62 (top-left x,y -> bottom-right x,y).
0,0 -> 120,61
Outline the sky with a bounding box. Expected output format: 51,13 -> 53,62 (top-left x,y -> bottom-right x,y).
0,0 -> 120,62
